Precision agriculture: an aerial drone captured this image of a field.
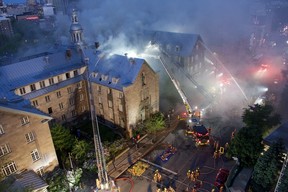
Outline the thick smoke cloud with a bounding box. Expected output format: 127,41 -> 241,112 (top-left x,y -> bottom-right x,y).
73,0 -> 252,50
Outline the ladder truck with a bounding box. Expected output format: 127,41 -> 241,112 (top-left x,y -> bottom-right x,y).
158,56 -> 202,122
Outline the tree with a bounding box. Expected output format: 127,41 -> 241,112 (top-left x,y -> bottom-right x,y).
71,139 -> 91,165
251,140 -> 285,191
143,112 -> 165,134
226,126 -> 263,167
242,104 -> 281,134
51,124 -> 75,153
278,166 -> 288,191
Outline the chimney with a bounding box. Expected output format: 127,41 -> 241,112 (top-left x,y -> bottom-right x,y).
65,49 -> 72,60
95,42 -> 100,49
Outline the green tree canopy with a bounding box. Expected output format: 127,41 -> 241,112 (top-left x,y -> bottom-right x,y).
226,126 -> 263,167
242,104 -> 281,134
50,124 -> 75,153
71,139 -> 91,164
144,112 -> 165,134
251,139 -> 285,191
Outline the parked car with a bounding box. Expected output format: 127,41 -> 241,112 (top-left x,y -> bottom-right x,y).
214,168 -> 230,188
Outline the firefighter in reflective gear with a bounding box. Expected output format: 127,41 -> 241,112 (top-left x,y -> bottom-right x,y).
190,171 -> 196,181
187,170 -> 191,179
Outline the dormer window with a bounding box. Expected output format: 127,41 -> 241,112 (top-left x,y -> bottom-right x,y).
30,84 -> 36,91
175,45 -> 180,52
19,87 -> 26,95
101,74 -> 108,81
92,72 -> 98,78
112,77 -> 119,84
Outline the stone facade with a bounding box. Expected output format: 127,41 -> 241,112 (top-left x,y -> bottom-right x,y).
0,110 -> 58,177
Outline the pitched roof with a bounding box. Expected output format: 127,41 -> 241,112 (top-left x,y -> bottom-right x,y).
263,121 -> 288,151
0,99 -> 52,119
84,49 -> 146,91
142,30 -> 202,57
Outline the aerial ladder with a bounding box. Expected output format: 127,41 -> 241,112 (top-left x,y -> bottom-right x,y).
158,56 -> 202,121
84,56 -> 119,191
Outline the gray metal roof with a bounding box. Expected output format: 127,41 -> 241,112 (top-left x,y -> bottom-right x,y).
263,121 -> 288,151
84,49 -> 146,91
143,30 -> 202,57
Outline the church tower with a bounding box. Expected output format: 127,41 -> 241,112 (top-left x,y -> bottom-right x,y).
69,9 -> 84,47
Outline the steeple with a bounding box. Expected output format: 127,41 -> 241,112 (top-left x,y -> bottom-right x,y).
69,9 -> 84,47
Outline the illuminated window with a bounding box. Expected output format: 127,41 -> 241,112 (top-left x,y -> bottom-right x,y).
56,91 -> 61,98
25,132 -> 35,143
45,95 -> 50,102
39,81 -> 45,88
19,87 -> 26,95
0,125 -> 4,135
32,100 -> 38,107
30,84 -> 36,91
2,161 -> 17,176
0,144 -> 11,157
21,116 -> 30,125
31,149 -> 40,162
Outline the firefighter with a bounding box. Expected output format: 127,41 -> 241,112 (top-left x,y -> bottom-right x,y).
191,171 -> 195,181
187,170 -> 191,179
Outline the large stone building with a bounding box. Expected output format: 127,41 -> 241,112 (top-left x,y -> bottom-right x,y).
0,9 -> 159,180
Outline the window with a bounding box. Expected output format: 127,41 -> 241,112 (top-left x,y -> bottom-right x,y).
107,88 -> 111,94
45,95 -> 50,102
69,98 -> 75,106
77,82 -> 82,89
0,144 -> 11,157
119,92 -> 123,98
59,103 -> 64,110
2,161 -> 17,176
32,100 -> 38,107
0,125 -> 4,135
56,91 -> 61,98
109,109 -> 113,119
66,72 -> 71,79
73,70 -> 78,76
48,107 -> 53,114
97,86 -> 101,94
142,72 -> 146,86
21,116 -> 29,125
58,75 -> 62,82
81,106 -> 86,112
175,45 -> 180,52
99,103 -> 103,109
19,87 -> 26,95
67,87 -> 72,94
31,149 -> 40,162
61,114 -> 66,121
71,110 -> 76,117
79,94 -> 84,101
39,81 -> 45,88
92,72 -> 98,78
108,100 -> 112,108
25,132 -> 35,143
49,78 -> 54,85
98,97 -> 102,104
30,84 -> 36,91
119,103 -> 123,112
112,77 -> 119,84
36,167 -> 44,176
